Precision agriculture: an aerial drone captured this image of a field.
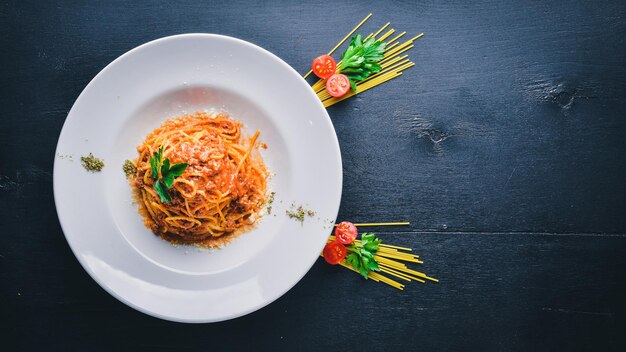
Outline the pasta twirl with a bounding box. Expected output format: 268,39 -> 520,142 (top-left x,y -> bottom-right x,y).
131,112 -> 269,248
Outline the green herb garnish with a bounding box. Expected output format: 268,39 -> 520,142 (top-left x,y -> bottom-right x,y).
266,191 -> 276,214
149,146 -> 188,203
286,204 -> 316,224
80,153 -> 104,172
340,34 -> 386,92
346,232 -> 382,279
122,159 -> 137,178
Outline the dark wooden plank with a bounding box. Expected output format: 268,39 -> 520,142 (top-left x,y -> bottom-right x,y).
2,0 -> 626,351
4,229 -> 626,350
6,0 -> 625,233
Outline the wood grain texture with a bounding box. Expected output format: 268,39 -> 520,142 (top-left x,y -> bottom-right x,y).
1,0 -> 625,351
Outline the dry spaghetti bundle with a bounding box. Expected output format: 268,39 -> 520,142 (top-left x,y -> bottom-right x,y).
328,235 -> 438,290
305,13 -> 424,107
323,222 -> 438,290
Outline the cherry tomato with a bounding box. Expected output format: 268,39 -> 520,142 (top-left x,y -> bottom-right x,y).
334,221 -> 358,244
311,55 -> 336,79
326,74 -> 350,98
323,241 -> 347,265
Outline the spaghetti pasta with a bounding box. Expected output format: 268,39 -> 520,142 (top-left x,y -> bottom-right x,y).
130,112 -> 269,248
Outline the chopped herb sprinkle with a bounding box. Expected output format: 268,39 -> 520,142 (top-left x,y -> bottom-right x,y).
80,153 -> 104,172
266,192 -> 276,214
123,160 -> 137,178
286,204 -> 316,224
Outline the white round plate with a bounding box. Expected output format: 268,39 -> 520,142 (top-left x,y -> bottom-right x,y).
53,34 -> 342,323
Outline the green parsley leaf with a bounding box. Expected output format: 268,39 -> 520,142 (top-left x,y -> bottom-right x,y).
162,173 -> 175,188
148,146 -> 188,203
355,33 -> 363,47
154,179 -> 171,203
345,232 -> 383,279
161,158 -> 170,176
340,33 -> 386,92
346,252 -> 359,270
168,162 -> 188,177
349,79 -> 358,92
359,265 -> 369,279
150,148 -> 161,180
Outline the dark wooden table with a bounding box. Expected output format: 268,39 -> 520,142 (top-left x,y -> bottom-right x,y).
2,1 -> 626,350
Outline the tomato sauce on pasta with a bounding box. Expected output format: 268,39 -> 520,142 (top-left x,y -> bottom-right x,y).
131,112 -> 269,248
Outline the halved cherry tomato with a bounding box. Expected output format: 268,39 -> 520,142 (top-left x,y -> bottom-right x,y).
323,241 -> 347,265
326,74 -> 350,98
335,221 -> 358,244
311,55 -> 336,79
